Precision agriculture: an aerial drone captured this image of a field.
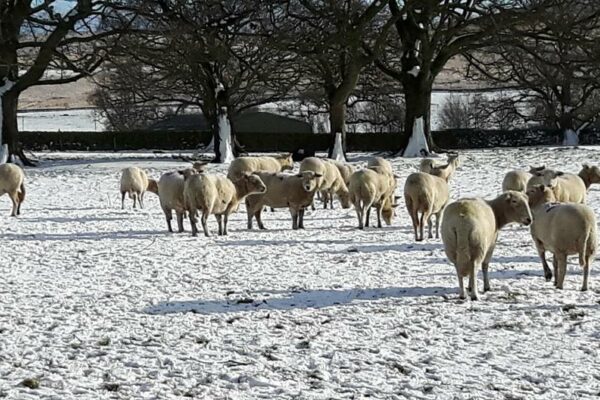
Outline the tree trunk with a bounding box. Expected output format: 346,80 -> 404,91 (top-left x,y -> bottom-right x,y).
327,102 -> 347,160
559,112 -> 578,146
400,83 -> 434,155
0,90 -> 32,165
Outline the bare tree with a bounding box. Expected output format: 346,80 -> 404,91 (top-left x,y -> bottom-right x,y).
465,0 -> 600,145
438,93 -> 524,130
268,0 -> 397,159
101,0 -> 297,163
0,1 -> 134,164
372,0 -> 546,155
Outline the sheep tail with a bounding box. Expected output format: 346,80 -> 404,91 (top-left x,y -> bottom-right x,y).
18,182 -> 26,203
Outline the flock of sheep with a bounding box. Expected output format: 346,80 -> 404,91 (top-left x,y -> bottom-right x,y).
1,152 -> 599,301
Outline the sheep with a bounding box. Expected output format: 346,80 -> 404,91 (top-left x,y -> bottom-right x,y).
184,172 -> 267,237
0,163 -> 25,217
526,184 -> 597,291
245,171 -> 322,230
404,172 -> 449,241
526,165 -> 546,190
441,191 -> 532,300
502,170 -> 532,192
348,167 -> 398,229
227,154 -> 294,181
120,166 -> 158,209
531,167 -> 587,203
578,164 -> 600,189
330,160 -> 355,185
156,163 -> 207,232
300,158 -> 350,209
419,153 -> 460,182
367,156 -> 394,176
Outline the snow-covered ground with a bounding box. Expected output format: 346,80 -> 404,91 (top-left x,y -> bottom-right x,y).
1,147 -> 600,399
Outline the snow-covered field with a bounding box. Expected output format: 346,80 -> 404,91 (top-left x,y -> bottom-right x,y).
1,148 -> 600,399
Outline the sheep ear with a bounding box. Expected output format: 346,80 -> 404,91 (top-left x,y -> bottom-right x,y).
393,174 -> 400,179
535,172 -> 543,177
314,173 -> 323,178
394,195 -> 401,201
582,163 -> 590,169
556,171 -> 564,176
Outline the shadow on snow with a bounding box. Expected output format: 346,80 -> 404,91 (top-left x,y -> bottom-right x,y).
144,286 -> 454,315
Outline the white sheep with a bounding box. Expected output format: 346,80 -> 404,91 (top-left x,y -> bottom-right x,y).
348,167 -> 397,229
502,170 -> 532,192
531,168 -> 586,203
578,164 -> 600,189
420,153 -> 460,182
404,172 -> 449,241
0,163 -> 25,216
300,158 -> 350,209
184,172 -> 266,237
156,164 -> 206,232
330,160 -> 355,185
245,171 -> 322,230
526,184 -> 597,291
441,191 -> 532,300
367,156 -> 394,176
120,166 -> 158,209
227,154 -> 294,181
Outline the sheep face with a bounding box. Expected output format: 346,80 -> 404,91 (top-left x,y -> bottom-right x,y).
338,190 -> 351,209
245,174 -> 267,194
504,191 -> 533,226
526,184 -> 556,208
582,164 -> 600,184
278,153 -> 294,171
147,179 -> 159,194
192,161 -> 207,172
298,171 -> 322,192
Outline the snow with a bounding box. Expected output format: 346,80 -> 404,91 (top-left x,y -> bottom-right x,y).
403,116 -> 430,157
1,148 -> 599,398
331,132 -> 345,162
562,129 -> 579,146
408,65 -> 420,77
17,109 -> 103,132
217,113 -> 235,164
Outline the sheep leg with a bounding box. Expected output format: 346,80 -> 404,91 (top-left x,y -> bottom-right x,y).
469,263 -> 480,301
552,256 -> 558,287
223,214 -> 229,235
535,239 -> 552,281
189,209 -> 199,237
555,252 -> 567,290
291,208 -> 299,230
435,212 -> 441,239
201,211 -> 210,237
298,208 -> 305,229
133,193 -> 138,209
322,191 -> 328,209
582,253 -> 591,292
163,206 -> 173,233
365,207 -> 371,227
355,203 -> 364,229
256,210 -> 266,230
216,214 -> 223,235
482,245 -> 495,292
121,192 -> 126,209
329,192 -> 334,209
427,214 -> 434,239
376,205 -> 383,228
139,192 -> 145,209
418,211 -> 426,242
176,211 -> 184,233
455,267 -> 466,300
9,193 -> 19,217
406,197 -> 419,241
